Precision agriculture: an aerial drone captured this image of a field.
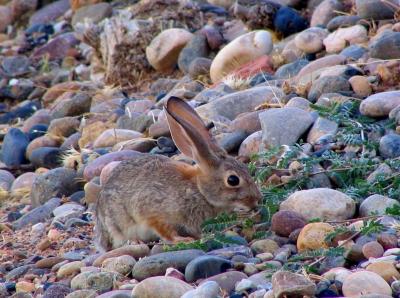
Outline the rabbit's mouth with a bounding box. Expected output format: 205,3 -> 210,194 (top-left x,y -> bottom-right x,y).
233,201 -> 258,212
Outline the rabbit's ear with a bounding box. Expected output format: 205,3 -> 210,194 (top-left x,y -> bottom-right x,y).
165,97 -> 220,167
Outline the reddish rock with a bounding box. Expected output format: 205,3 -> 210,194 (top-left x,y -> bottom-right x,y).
31,33 -> 80,61
83,150 -> 143,181
377,233 -> 398,250
271,210 -> 307,237
363,241 -> 385,259
226,55 -> 273,81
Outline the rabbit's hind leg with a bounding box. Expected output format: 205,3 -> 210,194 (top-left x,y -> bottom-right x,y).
146,216 -> 195,244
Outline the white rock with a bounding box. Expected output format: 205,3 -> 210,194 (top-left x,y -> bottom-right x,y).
359,194 -> 400,217
294,27 -> 329,54
323,25 -> 368,53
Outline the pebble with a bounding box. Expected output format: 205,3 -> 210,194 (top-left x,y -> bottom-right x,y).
275,59 -> 309,79
342,271 -> 392,297
43,284 -> 72,298
102,255 -> 136,275
359,194 -> 400,216
294,27 -> 329,54
307,117 -> 338,145
71,271 -> 115,293
15,281 -> 35,293
360,91 -> 400,117
185,255 -> 232,282
297,222 -> 334,252
308,76 -> 351,102
57,261 -> 84,278
132,276 -> 193,298
200,271 -> 248,293
259,107 -> 314,148
238,131 -> 262,158
93,129 -> 142,148
178,34 -> 209,74
323,25 -> 368,53
356,0 -> 397,20
310,0 -> 343,27
71,3 -> 112,27
363,241 -> 385,259
271,210 -> 306,237
132,249 -> 204,281
66,289 -> 97,298
251,239 -> 280,255
210,31 -> 273,83
379,134 -> 400,159
181,281 -> 221,298
369,31 -> 400,59
273,6 -> 308,37
1,128 -> 30,167
30,167 -> 82,207
366,261 -> 400,282
146,28 -> 194,71
280,188 -> 356,221
272,271 -> 316,298
349,75 -> 372,97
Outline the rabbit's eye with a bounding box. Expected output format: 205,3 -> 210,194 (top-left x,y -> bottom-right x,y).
227,175 -> 240,187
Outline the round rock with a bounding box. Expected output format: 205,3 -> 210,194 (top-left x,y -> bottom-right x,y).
342,271 -> 392,297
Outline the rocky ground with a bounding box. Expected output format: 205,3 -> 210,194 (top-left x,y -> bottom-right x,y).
1,0 -> 400,297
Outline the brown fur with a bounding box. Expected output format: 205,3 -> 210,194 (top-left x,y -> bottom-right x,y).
95,97 -> 262,251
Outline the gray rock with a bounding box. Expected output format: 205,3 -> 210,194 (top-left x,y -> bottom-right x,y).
259,107 -> 314,148
327,15 -> 362,31
356,0 -> 398,20
188,57 -> 212,79
185,255 -> 232,283
132,249 -> 205,281
216,131 -> 248,153
310,0 -> 344,27
272,271 -> 317,298
5,265 -> 32,281
340,45 -> 367,60
30,168 -> 83,207
50,93 -> 91,119
196,86 -> 284,120
200,271 -> 248,293
308,76 -> 351,102
207,245 -> 253,259
360,194 -> 400,217
307,117 -> 338,144
1,56 -> 31,77
97,290 -> 131,298
178,34 -> 209,74
380,134 -> 400,158
71,271 -> 115,293
275,59 -> 309,80
360,91 -> 400,117
29,0 -> 70,25
116,114 -> 153,133
132,276 -> 193,298
181,281 -> 221,298
29,147 -> 65,169
369,31 -> 400,60
12,198 -> 61,230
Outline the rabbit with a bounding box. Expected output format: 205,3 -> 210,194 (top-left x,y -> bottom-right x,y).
95,96 -> 262,251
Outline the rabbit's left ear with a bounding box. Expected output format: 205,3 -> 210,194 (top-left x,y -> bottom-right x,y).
164,97 -> 221,168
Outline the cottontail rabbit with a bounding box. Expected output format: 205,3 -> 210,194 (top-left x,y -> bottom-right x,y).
95,97 -> 261,251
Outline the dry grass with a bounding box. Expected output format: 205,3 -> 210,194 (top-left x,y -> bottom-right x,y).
222,73 -> 254,91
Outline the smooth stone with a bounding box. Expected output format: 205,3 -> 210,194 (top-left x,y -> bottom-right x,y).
250,239 -> 280,255
340,44 -> 367,60
30,167 -> 82,207
102,255 -> 136,275
1,128 -> 29,167
146,28 -> 194,71
295,54 -> 346,85
360,91 -> 400,117
273,6 -> 308,37
366,261 -> 400,282
307,117 -> 338,144
0,170 -> 15,191
57,261 -> 84,278
185,255 -> 232,282
200,271 -> 248,293
83,150 -> 143,181
297,222 -> 334,252
230,111 -> 262,135
379,134 -> 400,159
271,210 -> 306,237
378,233 -> 398,250
275,59 -> 309,79
323,25 -> 368,53
272,271 -> 316,298
132,276 -> 193,298
71,3 -> 112,27
31,32 -> 79,61
6,265 -> 32,281
294,27 -> 329,54
29,0 -> 70,25
28,124 -> 48,140
366,163 -> 392,184
66,289 -> 97,298
132,249 -> 205,281
349,75 -> 372,97
26,135 -> 61,160
238,131 -> 262,158
13,198 -> 61,229
248,270 -> 272,289
327,15 -> 362,31
71,271 -> 115,293
35,256 -> 65,269
181,281 -> 220,298
210,31 -> 273,83
50,92 -> 91,118
310,0 -> 343,27
48,117 -> 80,138
363,241 -> 385,259
1,56 -> 31,77
356,0 -> 398,20
259,107 -> 314,148
308,76 -> 351,102
93,129 -> 142,148
93,244 -> 149,266
360,194 -> 400,217
96,290 -> 131,298
197,86 -> 283,121
22,109 -> 51,133
178,34 -> 209,74
280,188 -> 356,221
369,31 -> 400,59
29,147 -> 64,169
188,57 -> 212,78
0,6 -> 12,32
216,131 -> 247,153
342,271 -> 392,297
